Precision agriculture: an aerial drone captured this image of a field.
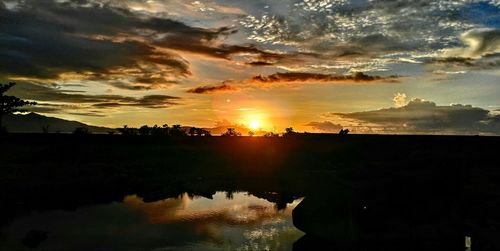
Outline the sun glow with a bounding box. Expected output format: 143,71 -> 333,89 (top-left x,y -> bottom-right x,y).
249,120 -> 261,130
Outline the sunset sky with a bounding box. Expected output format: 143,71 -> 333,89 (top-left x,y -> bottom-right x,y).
1,0 -> 499,134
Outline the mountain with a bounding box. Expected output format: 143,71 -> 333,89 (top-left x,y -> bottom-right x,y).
2,113 -> 113,133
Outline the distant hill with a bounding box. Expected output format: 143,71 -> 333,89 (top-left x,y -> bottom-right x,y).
3,113 -> 114,133
2,113 -> 271,135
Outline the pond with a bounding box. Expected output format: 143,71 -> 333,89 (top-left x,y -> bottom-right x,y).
0,192 -> 304,251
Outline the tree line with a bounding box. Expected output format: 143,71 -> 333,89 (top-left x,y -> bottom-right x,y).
1,82 -> 349,136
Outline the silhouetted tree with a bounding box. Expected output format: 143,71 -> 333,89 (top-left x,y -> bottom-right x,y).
283,127 -> 296,137
197,128 -> 211,136
189,127 -> 196,136
264,132 -> 279,137
248,131 -> 255,136
0,82 -> 36,131
160,124 -> 170,136
195,128 -> 202,136
222,128 -> 241,136
118,125 -> 138,135
139,125 -> 151,136
339,129 -> 350,135
170,124 -> 187,136
150,124 -> 167,136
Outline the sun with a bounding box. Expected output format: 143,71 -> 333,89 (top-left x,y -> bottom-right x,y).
249,120 -> 260,130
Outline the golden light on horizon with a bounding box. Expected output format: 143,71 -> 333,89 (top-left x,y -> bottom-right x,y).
249,120 -> 261,130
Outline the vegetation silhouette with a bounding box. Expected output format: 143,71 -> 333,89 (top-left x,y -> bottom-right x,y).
73,127 -> 91,135
171,124 -> 187,136
117,124 -> 198,137
264,132 -> 280,137
222,128 -> 242,136
283,127 -> 297,137
339,128 -> 350,135
139,125 -> 152,136
189,127 -> 211,136
0,82 -> 36,133
118,125 -> 138,135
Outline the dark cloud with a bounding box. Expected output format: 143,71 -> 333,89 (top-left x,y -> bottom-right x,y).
67,112 -> 107,117
335,98 -> 500,135
0,0 -> 279,90
186,84 -> 236,94
351,34 -> 418,54
8,82 -> 181,110
427,53 -> 500,71
246,61 -> 275,66
428,57 -> 475,67
157,38 -> 283,61
305,121 -> 343,132
251,72 -> 399,84
0,0 -> 193,87
192,72 -> 399,90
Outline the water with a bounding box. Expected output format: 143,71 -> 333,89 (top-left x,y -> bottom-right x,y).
0,192 -> 304,251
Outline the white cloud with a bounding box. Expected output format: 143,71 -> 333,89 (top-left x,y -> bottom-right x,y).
443,28 -> 500,58
393,93 -> 407,108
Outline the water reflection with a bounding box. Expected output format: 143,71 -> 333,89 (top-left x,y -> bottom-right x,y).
0,192 -> 303,251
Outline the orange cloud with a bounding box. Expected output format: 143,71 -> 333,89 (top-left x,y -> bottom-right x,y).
251,72 -> 399,84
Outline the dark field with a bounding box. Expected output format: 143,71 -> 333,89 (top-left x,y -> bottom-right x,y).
0,134 -> 499,250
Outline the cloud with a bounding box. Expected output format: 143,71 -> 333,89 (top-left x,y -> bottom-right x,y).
246,61 -> 275,66
91,95 -> 181,109
237,0 -> 500,72
188,71 -> 399,91
0,0 -> 280,90
426,29 -> 500,71
443,28 -> 500,58
8,82 -> 181,112
393,93 -> 407,108
429,53 -> 500,72
0,0 -> 195,88
250,72 -> 399,84
305,121 -> 343,132
187,84 -> 236,94
334,98 -> 500,135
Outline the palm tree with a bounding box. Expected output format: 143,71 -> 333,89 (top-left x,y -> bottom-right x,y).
0,82 -> 36,131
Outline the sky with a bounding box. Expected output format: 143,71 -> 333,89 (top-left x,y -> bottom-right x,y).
1,0 -> 499,134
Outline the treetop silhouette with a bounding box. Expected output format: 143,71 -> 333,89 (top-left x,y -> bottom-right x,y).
1,82 -> 37,132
